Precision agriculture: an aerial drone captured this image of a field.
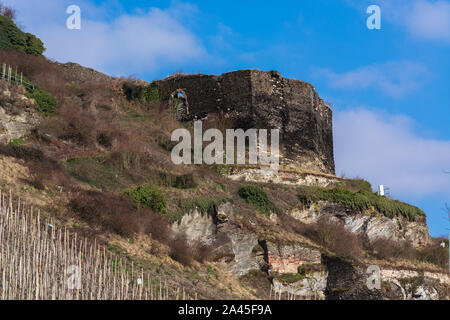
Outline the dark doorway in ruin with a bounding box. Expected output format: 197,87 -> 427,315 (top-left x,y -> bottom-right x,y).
170,89 -> 190,121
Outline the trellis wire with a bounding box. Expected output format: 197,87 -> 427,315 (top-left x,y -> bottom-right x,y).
0,190 -> 189,300
0,63 -> 34,91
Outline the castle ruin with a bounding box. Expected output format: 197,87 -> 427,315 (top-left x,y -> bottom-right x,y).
156,70 -> 335,175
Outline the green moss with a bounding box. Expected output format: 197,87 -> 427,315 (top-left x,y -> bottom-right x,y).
275,272 -> 306,284
164,270 -> 173,276
31,88 -> 58,116
1,65 -> 57,116
206,265 -> 218,278
159,172 -> 197,189
252,243 -> 264,253
238,185 -> 278,216
174,174 -> 197,189
8,138 -> 23,147
109,257 -> 125,272
213,164 -> 232,176
124,184 -> 168,215
66,152 -> 146,190
66,157 -> 81,164
214,181 -> 226,192
108,245 -> 122,255
298,186 -> 425,221
66,156 -> 121,190
144,85 -> 160,102
274,264 -> 325,284
123,82 -> 159,103
297,263 -> 323,276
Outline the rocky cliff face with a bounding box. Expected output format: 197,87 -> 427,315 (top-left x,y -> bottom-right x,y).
324,257 -> 450,300
156,70 -> 335,174
0,82 -> 40,144
287,202 -> 431,247
171,201 -> 447,300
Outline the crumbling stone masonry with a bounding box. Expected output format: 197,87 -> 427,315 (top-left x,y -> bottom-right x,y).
156,70 -> 335,174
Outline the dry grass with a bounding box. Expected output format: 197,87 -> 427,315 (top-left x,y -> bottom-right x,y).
69,189 -> 213,266
368,238 -> 449,271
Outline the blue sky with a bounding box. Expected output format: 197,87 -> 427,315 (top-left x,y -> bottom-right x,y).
8,0 -> 450,236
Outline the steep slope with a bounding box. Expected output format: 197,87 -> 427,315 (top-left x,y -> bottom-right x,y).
0,15 -> 448,300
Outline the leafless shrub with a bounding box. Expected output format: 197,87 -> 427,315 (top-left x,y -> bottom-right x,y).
28,157 -> 72,190
0,2 -> 16,20
368,237 -> 448,270
0,50 -> 68,101
417,241 -> 448,269
106,149 -> 143,172
58,107 -> 97,146
69,191 -> 138,237
191,241 -> 214,263
277,213 -> 316,237
97,128 -> 120,149
69,191 -> 205,266
368,238 -> 407,260
0,144 -> 44,161
314,216 -> 362,260
169,236 -> 194,266
278,213 -> 362,260
0,144 -> 73,191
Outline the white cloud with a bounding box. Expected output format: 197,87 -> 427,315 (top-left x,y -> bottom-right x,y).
348,0 -> 450,43
406,0 -> 450,42
7,0 -> 206,76
384,0 -> 450,42
315,61 -> 430,98
334,108 -> 450,199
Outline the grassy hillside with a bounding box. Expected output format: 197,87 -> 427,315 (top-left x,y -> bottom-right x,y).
0,17 -> 447,299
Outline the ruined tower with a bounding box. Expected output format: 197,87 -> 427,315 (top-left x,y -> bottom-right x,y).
156,70 -> 335,175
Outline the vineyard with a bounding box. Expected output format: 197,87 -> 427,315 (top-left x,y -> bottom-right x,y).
0,190 -> 188,300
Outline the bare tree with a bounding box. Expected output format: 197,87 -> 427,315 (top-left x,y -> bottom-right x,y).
0,2 -> 16,21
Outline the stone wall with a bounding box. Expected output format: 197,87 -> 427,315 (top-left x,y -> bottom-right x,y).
156,70 -> 335,174
324,256 -> 450,300
265,242 -> 322,274
248,71 -> 334,174
228,167 -> 339,187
